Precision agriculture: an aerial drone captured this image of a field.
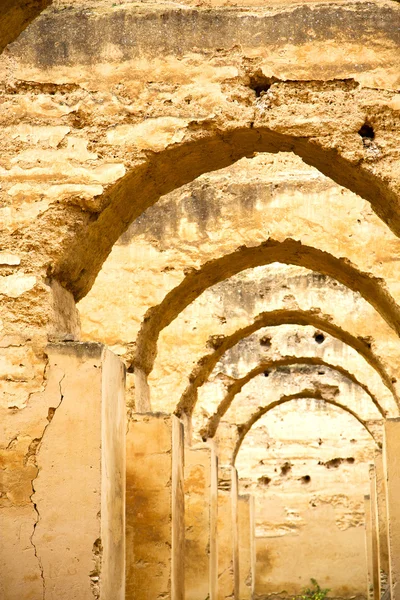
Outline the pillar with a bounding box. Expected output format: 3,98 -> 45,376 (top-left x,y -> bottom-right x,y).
238,495 -> 255,600
218,490 -> 235,600
369,465 -> 381,600
375,451 -> 390,577
29,343 -> 126,600
250,495 -> 256,599
217,468 -> 239,600
365,495 -> 374,600
126,413 -> 185,600
184,443 -> 218,600
383,418 -> 400,600
232,467 -> 239,599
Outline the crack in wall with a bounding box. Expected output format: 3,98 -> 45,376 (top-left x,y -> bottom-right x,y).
29,372 -> 66,600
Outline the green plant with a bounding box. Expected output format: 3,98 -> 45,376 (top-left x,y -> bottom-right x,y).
297,579 -> 330,600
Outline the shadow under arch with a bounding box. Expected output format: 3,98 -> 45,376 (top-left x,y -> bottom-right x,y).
177,309 -> 398,417
54,123 -> 400,302
201,356 -> 387,440
135,239 -> 400,378
232,391 -> 382,465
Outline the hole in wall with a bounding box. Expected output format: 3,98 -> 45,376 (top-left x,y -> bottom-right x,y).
318,457 -> 355,468
358,335 -> 373,349
358,122 -> 375,140
280,461 -> 292,476
259,335 -> 272,348
248,70 -> 278,97
314,332 -> 325,344
258,475 -> 271,485
300,475 -> 311,484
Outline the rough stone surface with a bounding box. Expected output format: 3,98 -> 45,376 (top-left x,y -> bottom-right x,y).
126,414 -> 184,600
1,0 -> 400,598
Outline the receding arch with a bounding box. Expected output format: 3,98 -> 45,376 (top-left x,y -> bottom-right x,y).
232,391 -> 382,464
176,308 -> 398,416
54,115 -> 400,302
134,239 -> 400,377
201,357 -> 387,440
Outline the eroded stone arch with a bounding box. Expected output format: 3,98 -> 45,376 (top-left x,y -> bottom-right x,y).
201,357 -> 387,441
231,391 -> 382,465
178,308 -> 397,417
133,239 -> 400,382
51,83 -> 400,303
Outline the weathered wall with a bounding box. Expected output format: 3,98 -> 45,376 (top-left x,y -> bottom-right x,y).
185,444 -> 218,600
236,398 -> 374,598
77,156 -> 400,414
126,413 -> 185,600
0,0 -> 51,55
1,1 -> 400,598
0,342 -> 126,600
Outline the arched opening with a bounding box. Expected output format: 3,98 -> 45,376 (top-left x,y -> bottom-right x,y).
200,357 -> 387,440
178,308 -> 397,417
54,121 -> 400,302
233,396 -> 379,599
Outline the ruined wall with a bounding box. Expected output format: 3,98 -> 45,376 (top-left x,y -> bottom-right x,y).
76,158 -> 387,596
1,0 -> 400,597
236,398 -> 374,598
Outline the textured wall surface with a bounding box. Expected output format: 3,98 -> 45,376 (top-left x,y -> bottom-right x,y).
1,0 -> 400,597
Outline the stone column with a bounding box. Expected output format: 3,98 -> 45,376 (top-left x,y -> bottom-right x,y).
365,495 -> 374,600
184,443 -> 218,600
232,467 -> 239,600
238,495 -> 255,600
383,418 -> 400,600
210,446 -> 219,600
375,451 -> 389,577
218,490 -> 235,600
30,343 -> 126,600
217,467 -> 239,600
369,465 -> 381,600
126,413 -> 185,600
250,495 -> 256,599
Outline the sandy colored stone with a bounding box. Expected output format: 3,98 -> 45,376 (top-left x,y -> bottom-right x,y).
374,451 -> 389,576
383,419 -> 400,600
238,495 -> 255,600
1,1 -> 400,598
126,413 -> 184,600
369,465 -> 381,600
185,443 -> 218,600
217,490 -> 236,600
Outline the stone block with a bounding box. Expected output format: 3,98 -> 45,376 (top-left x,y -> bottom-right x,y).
365,494 -> 374,600
369,466 -> 381,600
375,451 -> 389,576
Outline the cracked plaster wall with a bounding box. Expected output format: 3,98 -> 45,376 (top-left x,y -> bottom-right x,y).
0,343 -> 126,600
